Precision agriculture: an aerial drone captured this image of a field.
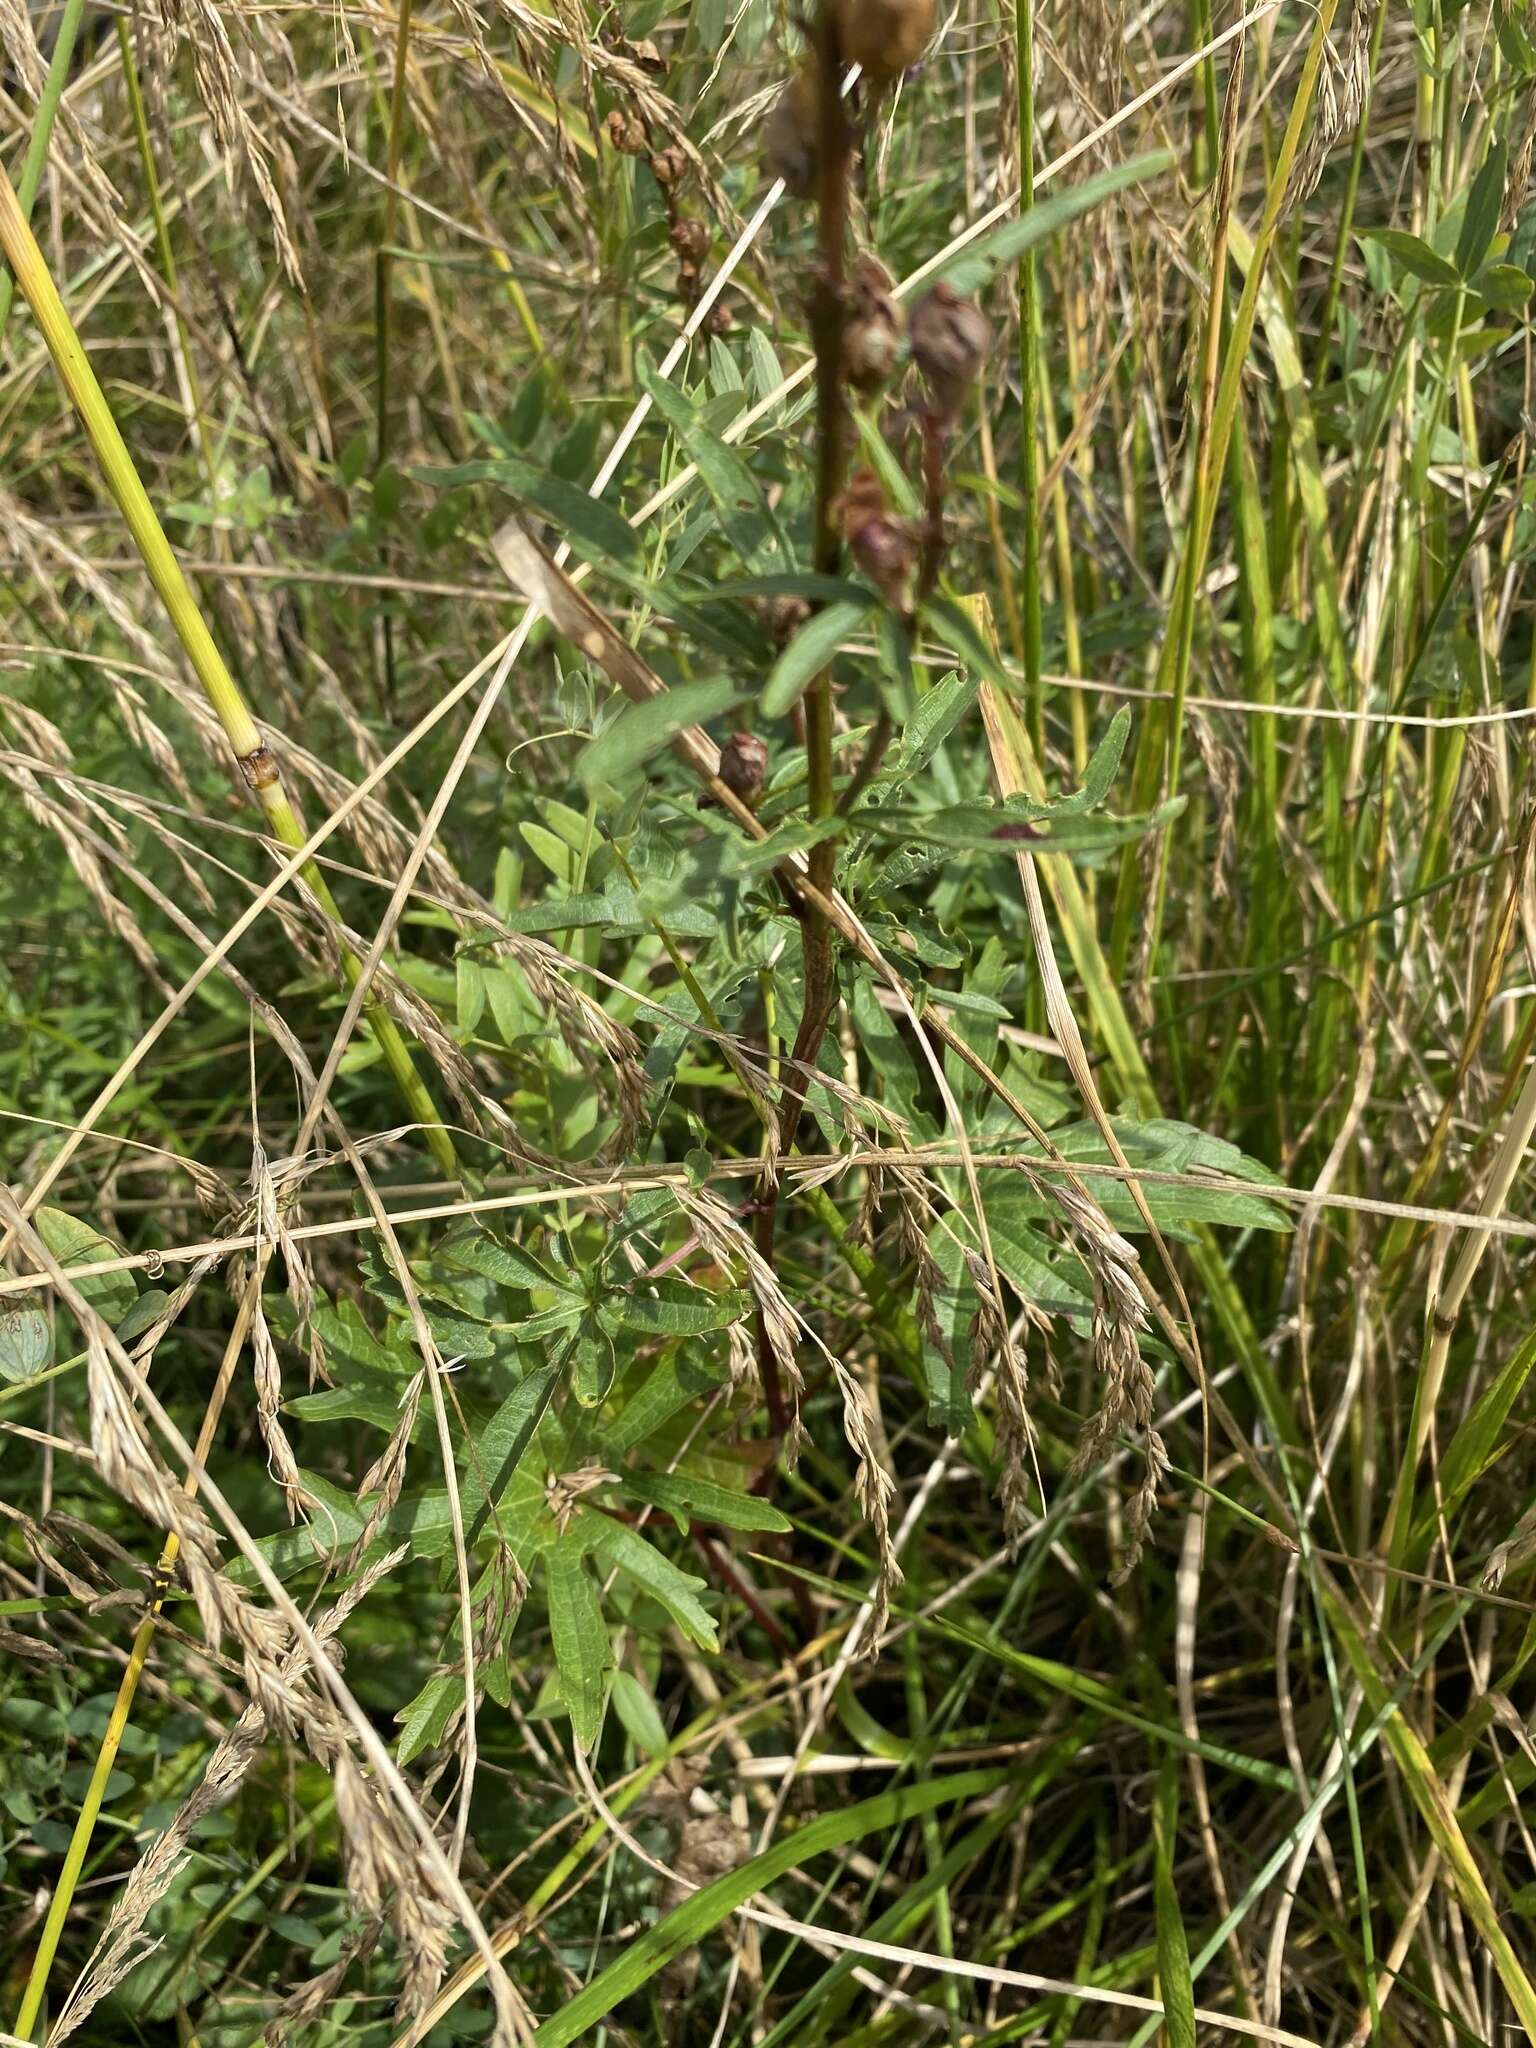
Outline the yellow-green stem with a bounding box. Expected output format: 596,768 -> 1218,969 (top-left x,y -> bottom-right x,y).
0,161 -> 457,1179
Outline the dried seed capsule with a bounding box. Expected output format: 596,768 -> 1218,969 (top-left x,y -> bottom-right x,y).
764,67 -> 818,199
908,281 -> 992,418
605,108 -> 648,154
650,146 -> 688,188
843,252 -> 905,394
670,217 -> 710,262
704,299 -> 735,336
759,594 -> 811,647
718,731 -> 770,807
836,0 -> 936,85
836,469 -> 919,611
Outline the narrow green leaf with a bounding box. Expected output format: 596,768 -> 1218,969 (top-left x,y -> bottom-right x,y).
761,600 -> 871,719
578,676 -> 745,790
624,1469 -> 790,1534
609,1668 -> 669,1757
464,1361 -> 562,1548
1153,1768 -> 1198,2048
1407,1329 -> 1536,1561
1457,141 -> 1507,277
1362,228 -> 1461,288
545,1529 -> 611,1753
936,151 -> 1174,293
410,455 -> 639,563
530,1770 -> 1011,2045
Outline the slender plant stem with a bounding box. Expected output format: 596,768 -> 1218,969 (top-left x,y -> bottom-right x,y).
0,161 -> 458,1179
750,0 -> 854,1439
0,0 -> 87,346
12,1296 -> 255,2040
1014,0 -> 1044,750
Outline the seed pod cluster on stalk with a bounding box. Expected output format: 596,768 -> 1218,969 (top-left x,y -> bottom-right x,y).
759,6 -> 991,624
606,99 -> 731,331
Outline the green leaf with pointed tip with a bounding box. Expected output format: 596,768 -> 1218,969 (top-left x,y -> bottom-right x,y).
638,360 -> 783,568
410,456 -> 639,563
609,1668 -> 669,1757
604,1351 -> 726,1458
623,1470 -> 790,1534
529,1770 -> 1012,2046
583,1515 -> 717,1649
1457,142 -> 1507,277
1153,1767 -> 1198,2048
444,1230 -> 582,1297
599,1277 -> 751,1338
0,1309 -> 50,1385
1362,228 -> 1460,288
936,151 -> 1174,294
36,1207 -> 137,1327
545,1529 -> 610,1753
465,1361 -> 563,1548
761,600 -> 872,718
395,1672 -> 462,1765
579,677 -> 745,791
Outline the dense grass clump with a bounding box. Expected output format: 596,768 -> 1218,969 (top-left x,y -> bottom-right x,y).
3,2 -> 1536,2043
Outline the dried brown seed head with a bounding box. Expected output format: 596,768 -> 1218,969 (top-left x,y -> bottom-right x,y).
704,300 -> 735,336
843,252 -> 905,393
605,108 -> 648,155
909,282 -> 993,417
718,731 -> 770,807
670,217 -> 710,262
759,593 -> 811,647
764,68 -> 819,199
836,0 -> 937,85
836,470 -> 918,611
650,146 -> 688,188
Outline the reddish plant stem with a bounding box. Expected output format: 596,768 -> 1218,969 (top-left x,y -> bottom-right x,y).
752,2 -> 855,1441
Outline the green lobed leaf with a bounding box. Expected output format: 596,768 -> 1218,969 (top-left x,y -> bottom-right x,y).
582,1514 -> 718,1650
599,1277 -> 752,1338
623,1469 -> 790,1534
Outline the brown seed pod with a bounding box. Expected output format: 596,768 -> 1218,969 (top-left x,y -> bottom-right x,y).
836,0 -> 936,86
843,253 -> 905,394
759,593 -> 811,648
670,217 -> 710,263
604,108 -> 648,155
718,731 -> 770,808
764,68 -> 819,199
908,281 -> 993,418
650,146 -> 689,189
836,469 -> 919,611
704,300 -> 735,337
